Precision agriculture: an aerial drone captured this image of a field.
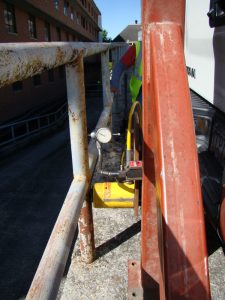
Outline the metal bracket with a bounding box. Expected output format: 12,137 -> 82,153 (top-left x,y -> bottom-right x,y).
128,260 -> 143,300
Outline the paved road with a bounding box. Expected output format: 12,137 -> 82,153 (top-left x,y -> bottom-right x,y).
0,97 -> 103,300
0,127 -> 73,299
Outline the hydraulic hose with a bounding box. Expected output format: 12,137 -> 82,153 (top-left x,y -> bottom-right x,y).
96,140 -> 119,177
126,101 -> 142,165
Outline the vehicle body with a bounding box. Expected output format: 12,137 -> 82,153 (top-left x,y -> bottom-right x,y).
185,0 -> 225,112
185,0 -> 225,246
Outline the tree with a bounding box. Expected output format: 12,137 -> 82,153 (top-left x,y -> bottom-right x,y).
102,29 -> 112,42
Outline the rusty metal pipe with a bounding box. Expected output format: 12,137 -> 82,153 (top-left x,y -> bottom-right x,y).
78,198 -> 95,264
101,49 -> 113,107
66,55 -> 90,177
26,178 -> 88,300
66,56 -> 95,264
78,48 -> 114,263
0,42 -> 110,88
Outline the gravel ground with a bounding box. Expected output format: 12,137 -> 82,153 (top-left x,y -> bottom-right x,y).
209,247 -> 225,300
59,208 -> 141,300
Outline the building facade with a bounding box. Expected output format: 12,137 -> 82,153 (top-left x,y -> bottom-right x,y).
0,0 -> 101,122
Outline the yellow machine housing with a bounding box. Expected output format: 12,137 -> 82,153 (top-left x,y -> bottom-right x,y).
93,182 -> 134,208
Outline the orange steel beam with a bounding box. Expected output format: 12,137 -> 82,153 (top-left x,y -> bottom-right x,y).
142,0 -> 185,35
141,0 -> 211,299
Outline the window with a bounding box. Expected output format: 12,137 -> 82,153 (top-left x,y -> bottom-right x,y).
48,69 -> 54,82
54,0 -> 59,9
4,3 -> 17,33
81,16 -> 85,28
77,13 -> 81,25
70,7 -> 74,20
64,1 -> 69,16
59,66 -> 65,79
28,15 -> 37,39
56,27 -> 61,41
44,22 -> 51,41
33,74 -> 41,86
12,81 -> 23,92
66,32 -> 69,41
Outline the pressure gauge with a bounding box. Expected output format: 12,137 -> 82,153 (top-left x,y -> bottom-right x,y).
96,127 -> 112,144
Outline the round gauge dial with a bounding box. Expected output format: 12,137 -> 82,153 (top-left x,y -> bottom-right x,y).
96,127 -> 112,143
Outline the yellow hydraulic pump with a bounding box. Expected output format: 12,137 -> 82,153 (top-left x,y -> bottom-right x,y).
93,182 -> 134,208
92,101 -> 141,209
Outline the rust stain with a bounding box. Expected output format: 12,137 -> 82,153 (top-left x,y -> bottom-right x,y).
68,106 -> 80,122
56,47 -> 67,64
55,219 -> 69,235
78,201 -> 95,263
21,58 -> 44,76
68,50 -> 84,67
0,45 -> 86,88
71,112 -> 79,122
74,175 -> 86,182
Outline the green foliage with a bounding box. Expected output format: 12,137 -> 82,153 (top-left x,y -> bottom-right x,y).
102,29 -> 112,42
108,61 -> 112,72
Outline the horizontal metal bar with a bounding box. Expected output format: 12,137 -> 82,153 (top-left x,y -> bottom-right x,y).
0,42 -> 110,88
26,177 -> 89,300
109,42 -> 128,49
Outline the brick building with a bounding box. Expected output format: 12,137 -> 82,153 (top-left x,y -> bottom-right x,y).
0,0 -> 101,123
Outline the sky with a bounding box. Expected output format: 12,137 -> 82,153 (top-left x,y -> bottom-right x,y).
94,0 -> 141,39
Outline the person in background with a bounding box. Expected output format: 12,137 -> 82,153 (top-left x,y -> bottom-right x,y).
110,39 -> 142,103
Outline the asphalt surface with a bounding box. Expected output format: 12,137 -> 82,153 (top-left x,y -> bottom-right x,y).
0,96 -> 103,300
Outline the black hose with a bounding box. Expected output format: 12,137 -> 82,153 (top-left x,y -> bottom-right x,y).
96,141 -> 120,177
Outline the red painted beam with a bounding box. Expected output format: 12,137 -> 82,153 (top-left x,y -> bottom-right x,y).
141,1 -> 211,299
142,0 -> 185,35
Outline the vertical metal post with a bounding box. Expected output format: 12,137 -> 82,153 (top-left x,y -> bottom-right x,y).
66,55 -> 95,263
140,0 -> 210,299
101,49 -> 112,107
124,73 -> 128,117
101,49 -> 113,130
78,197 -> 95,263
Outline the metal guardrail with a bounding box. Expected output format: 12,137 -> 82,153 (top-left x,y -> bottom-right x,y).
0,41 -> 127,300
0,102 -> 67,147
